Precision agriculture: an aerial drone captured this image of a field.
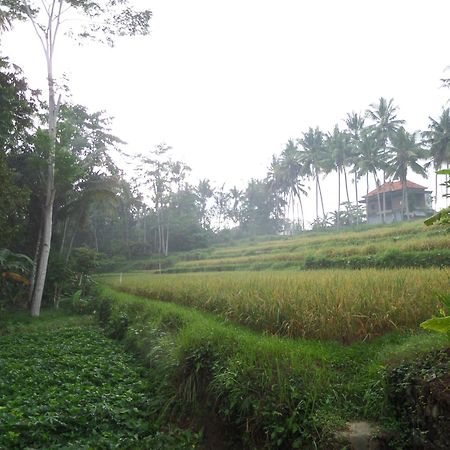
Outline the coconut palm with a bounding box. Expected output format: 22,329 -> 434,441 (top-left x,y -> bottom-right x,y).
356,129 -> 383,220
267,143 -> 307,232
279,140 -> 307,230
366,97 -> 405,221
386,128 -> 428,219
344,112 -> 365,217
327,125 -> 352,229
0,11 -> 11,33
298,127 -> 327,221
423,109 -> 450,204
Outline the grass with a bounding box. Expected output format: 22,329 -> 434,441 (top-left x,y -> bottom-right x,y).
93,285 -> 448,449
101,268 -> 448,343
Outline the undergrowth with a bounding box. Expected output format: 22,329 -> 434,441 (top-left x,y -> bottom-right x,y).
0,311 -> 201,449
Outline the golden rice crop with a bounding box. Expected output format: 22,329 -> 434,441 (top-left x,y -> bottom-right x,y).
208,221 -> 424,258
103,268 -> 448,343
174,234 -> 450,270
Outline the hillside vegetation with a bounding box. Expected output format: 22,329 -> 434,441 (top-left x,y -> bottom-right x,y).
108,221 -> 450,273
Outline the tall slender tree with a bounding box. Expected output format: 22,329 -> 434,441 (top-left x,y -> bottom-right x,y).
344,112 -> 365,221
7,0 -> 151,316
423,109 -> 450,205
366,97 -> 405,222
298,127 -> 327,221
327,125 -> 351,229
357,129 -> 383,220
387,128 -> 428,219
272,140 -> 307,231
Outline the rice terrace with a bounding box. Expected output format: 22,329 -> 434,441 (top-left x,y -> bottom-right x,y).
2,1 -> 450,449
95,221 -> 450,448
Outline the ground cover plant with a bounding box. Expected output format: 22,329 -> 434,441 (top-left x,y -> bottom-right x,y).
102,268 -> 447,343
0,311 -> 200,449
91,286 -> 448,449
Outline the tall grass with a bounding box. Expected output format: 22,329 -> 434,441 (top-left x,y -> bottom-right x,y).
93,286 -> 447,448
102,268 -> 448,343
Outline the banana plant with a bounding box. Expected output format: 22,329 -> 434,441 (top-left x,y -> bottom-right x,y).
420,293 -> 450,342
0,248 -> 33,286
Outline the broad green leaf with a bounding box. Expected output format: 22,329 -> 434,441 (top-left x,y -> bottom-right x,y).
424,207 -> 450,226
420,316 -> 450,334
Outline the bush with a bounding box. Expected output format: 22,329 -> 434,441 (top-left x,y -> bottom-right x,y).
387,349 -> 450,449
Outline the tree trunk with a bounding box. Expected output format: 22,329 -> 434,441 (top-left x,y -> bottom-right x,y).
355,174 -> 359,225
404,176 -> 410,219
315,176 -> 319,220
164,223 -> 169,256
30,53 -> 57,317
93,220 -> 99,252
60,217 -> 68,254
65,231 -> 76,263
374,173 -> 382,222
27,221 -> 42,308
143,208 -> 147,244
447,162 -> 449,207
344,167 -> 350,204
317,175 -> 325,219
381,171 -> 386,224
337,168 -> 341,230
298,194 -> 305,231
435,172 -> 438,210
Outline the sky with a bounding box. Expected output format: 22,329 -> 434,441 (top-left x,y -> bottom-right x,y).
3,0 -> 450,224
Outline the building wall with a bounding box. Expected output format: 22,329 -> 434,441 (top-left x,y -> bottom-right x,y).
365,189 -> 427,223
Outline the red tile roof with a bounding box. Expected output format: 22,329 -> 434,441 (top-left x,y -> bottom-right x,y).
365,180 -> 427,198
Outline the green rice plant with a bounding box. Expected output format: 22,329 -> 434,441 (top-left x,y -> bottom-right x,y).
101,268 -> 447,343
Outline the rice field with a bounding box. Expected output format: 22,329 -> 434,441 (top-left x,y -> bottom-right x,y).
103,268 -> 449,343
173,234 -> 450,269
164,222 -> 450,272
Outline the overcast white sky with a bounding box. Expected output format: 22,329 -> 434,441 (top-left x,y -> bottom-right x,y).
3,0 -> 450,223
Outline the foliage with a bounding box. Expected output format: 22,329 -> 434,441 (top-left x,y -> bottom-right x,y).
387,348 -> 450,449
0,58 -> 35,249
0,248 -> 33,308
0,314 -> 201,449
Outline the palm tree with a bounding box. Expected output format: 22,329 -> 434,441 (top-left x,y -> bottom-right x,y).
0,11 -> 11,33
327,125 -> 352,229
357,129 -> 383,220
298,128 -> 327,221
345,112 -> 365,220
366,97 -> 405,221
279,140 -> 307,230
423,109 -> 450,205
387,128 -> 428,219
